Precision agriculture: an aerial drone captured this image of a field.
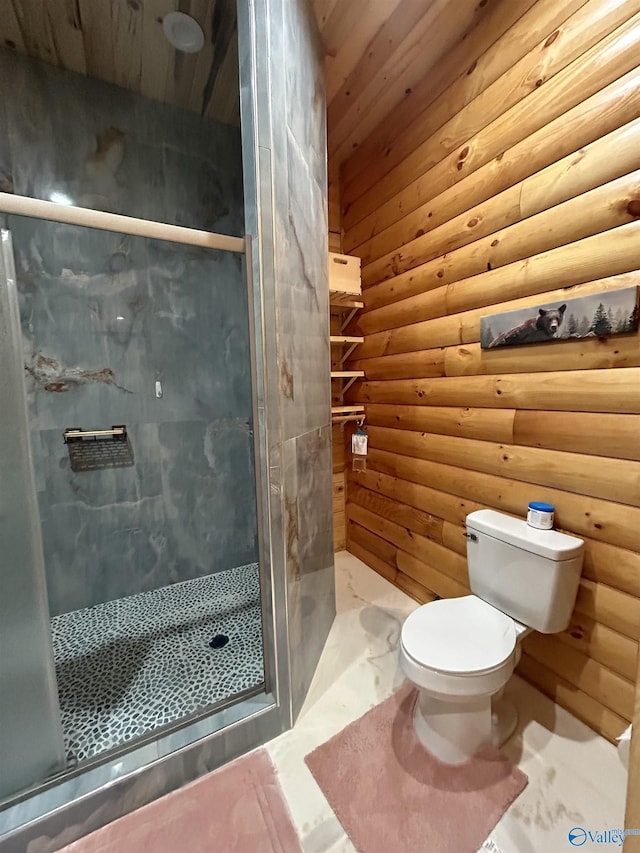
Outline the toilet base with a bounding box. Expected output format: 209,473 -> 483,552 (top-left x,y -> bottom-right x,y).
412,688 -> 519,765
491,694 -> 518,747
413,690 -> 492,765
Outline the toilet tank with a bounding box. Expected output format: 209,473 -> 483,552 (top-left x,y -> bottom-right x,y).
465,510 -> 584,634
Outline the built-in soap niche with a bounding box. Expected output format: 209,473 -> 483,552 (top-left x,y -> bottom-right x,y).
63,424 -> 134,472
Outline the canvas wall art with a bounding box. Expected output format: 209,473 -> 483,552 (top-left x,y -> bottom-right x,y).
480,286 -> 639,349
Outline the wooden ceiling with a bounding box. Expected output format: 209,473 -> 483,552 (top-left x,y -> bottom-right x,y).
0,0 -> 240,126
313,0 -> 490,166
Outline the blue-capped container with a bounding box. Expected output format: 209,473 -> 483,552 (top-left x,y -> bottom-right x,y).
527,501 -> 554,530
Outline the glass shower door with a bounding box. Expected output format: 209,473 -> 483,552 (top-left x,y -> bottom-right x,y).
0,230 -> 66,801
3,211 -> 262,770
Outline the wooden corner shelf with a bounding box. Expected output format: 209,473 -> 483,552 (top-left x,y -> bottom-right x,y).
330,295 -> 364,310
331,404 -> 365,424
329,252 -> 365,426
330,335 -> 364,344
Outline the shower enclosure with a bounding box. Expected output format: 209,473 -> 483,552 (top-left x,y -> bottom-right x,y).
0,0 -> 334,849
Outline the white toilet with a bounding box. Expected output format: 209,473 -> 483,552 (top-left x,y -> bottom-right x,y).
400,509 -> 584,765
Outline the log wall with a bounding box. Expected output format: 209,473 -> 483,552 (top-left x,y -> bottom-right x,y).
340,0 -> 640,742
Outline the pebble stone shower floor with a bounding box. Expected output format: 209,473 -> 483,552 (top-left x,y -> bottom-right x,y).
50,563 -> 264,762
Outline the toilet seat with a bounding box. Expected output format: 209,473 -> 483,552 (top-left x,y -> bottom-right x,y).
401,595 -> 517,676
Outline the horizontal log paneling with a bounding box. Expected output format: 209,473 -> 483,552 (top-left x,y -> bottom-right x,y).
362,117 -> 640,292
396,550 -> 469,600
443,333 -> 640,376
556,613 -> 637,682
360,170 -> 640,327
353,333 -> 640,380
362,446 -> 640,567
513,411 -> 640,461
362,405 -> 516,444
351,348 -> 447,381
347,519 -> 399,570
344,16 -> 640,248
350,67 -> 640,264
360,221 -> 640,334
347,522 -> 441,600
575,580 -> 640,641
351,467 -> 484,531
581,540 -> 640,599
353,273 -> 640,359
347,526 -> 398,584
350,368 -> 640,413
341,0 -> 640,744
363,426 -> 640,507
395,572 -> 439,605
341,0 -> 540,196
524,632 -> 635,719
347,502 -> 469,587
518,653 -> 629,742
344,0 -> 634,229
348,483 -> 443,543
363,405 -> 640,461
326,0 -> 484,166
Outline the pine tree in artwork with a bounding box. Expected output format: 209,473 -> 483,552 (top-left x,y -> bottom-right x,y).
567,313 -> 578,336
590,302 -> 612,336
577,315 -> 591,337
627,304 -> 639,332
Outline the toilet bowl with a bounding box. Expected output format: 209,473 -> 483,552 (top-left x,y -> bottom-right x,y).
399,509 -> 584,765
400,595 -> 528,764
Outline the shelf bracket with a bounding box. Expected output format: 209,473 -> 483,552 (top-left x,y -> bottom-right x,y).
340,307 -> 359,332
338,343 -> 358,366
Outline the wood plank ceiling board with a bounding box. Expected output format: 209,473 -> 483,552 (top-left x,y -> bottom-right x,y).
10,0 -> 86,74
0,1 -> 27,54
186,0 -> 239,122
315,0 -> 493,165
140,0 -> 179,102
320,0 -> 403,104
3,0 -> 239,127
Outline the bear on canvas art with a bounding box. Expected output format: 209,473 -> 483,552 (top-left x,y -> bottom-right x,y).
488,304 -> 567,348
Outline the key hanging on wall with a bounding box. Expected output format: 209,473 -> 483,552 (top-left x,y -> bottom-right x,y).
351,420 -> 368,472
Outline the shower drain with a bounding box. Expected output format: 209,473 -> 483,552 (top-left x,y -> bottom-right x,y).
209,634 -> 230,649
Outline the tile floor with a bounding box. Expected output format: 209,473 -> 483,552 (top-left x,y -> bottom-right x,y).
266,551 -> 629,853
52,562 -> 264,761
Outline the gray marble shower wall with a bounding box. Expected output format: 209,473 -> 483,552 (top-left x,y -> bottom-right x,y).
0,49 -> 257,616
245,0 -> 335,719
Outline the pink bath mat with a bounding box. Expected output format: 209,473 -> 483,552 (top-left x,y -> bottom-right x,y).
305,684 -> 527,853
60,748 -> 301,853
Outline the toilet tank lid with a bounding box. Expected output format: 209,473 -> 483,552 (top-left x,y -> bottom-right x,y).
466,510 -> 584,560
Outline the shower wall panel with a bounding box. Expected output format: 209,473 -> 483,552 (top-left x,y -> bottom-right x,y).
0,49 -> 243,236
244,0 -> 335,719
0,50 -> 257,616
